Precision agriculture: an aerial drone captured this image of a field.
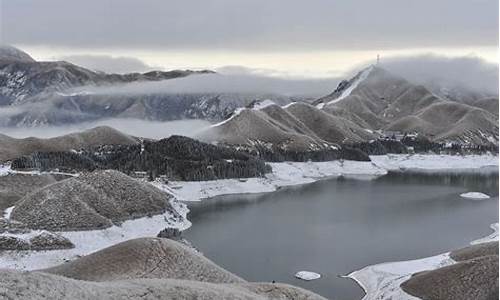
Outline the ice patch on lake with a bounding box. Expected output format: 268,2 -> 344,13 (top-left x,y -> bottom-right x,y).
295,271 -> 321,281
460,192 -> 491,200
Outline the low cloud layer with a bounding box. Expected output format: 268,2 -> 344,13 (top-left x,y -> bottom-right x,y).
59,55 -> 159,74
0,119 -> 211,140
377,54 -> 499,95
67,54 -> 498,98
70,73 -> 339,97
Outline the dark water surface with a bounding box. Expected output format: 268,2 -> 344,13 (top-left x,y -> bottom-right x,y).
184,172 -> 499,300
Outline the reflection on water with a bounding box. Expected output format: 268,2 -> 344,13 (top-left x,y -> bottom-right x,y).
184,172 -> 499,300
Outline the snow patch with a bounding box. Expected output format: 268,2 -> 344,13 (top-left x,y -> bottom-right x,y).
0,164 -> 11,176
327,65 -> 373,105
210,107 -> 245,127
3,206 -> 14,219
252,99 -> 276,110
370,154 -> 498,173
282,102 -> 297,109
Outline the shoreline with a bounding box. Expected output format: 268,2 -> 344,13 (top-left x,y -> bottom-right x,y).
0,154 -> 498,272
156,154 -> 499,202
346,222 -> 500,300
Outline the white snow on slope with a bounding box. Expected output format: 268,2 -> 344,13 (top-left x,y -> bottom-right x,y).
347,222 -> 499,300
210,107 -> 245,127
325,65 -> 373,107
252,99 -> 276,110
3,206 -> 14,219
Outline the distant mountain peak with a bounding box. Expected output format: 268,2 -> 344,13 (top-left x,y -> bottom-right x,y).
0,45 -> 35,63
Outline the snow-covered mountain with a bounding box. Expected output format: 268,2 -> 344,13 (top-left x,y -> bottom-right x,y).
0,45 -> 36,63
198,100 -> 378,161
314,65 -> 498,145
0,46 -> 301,126
0,47 -> 213,107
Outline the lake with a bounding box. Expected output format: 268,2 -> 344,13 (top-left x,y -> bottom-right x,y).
184,171 -> 499,299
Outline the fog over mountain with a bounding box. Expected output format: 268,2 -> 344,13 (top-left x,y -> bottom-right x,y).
377,54 -> 499,97
58,54 -> 161,74
0,119 -> 211,140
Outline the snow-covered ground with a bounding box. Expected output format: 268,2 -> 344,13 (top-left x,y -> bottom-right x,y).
157,160 -> 387,201
154,154 -> 498,202
0,163 -> 77,177
0,198 -> 190,270
370,153 -> 498,173
347,222 -> 499,300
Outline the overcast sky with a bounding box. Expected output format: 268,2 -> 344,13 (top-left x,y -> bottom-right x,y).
1,0 -> 498,76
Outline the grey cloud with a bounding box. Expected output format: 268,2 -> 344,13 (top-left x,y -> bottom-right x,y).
69,73 -> 339,97
58,55 -> 160,74
0,119 -> 211,140
374,54 -> 499,95
2,0 -> 497,51
63,54 -> 498,98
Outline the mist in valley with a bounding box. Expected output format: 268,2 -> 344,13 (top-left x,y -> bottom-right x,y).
0,118 -> 211,140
